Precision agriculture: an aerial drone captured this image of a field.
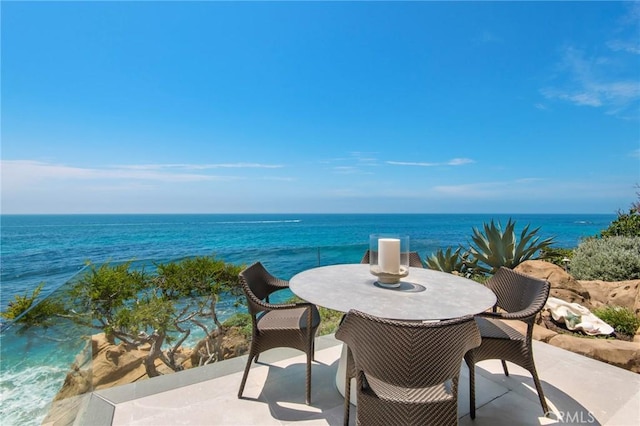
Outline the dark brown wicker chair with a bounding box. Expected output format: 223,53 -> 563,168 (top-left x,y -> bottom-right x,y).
360,250 -> 424,268
464,267 -> 551,419
335,310 -> 481,426
237,262 -> 321,405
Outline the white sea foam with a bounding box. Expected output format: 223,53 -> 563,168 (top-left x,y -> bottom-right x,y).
214,219 -> 302,224
0,364 -> 68,426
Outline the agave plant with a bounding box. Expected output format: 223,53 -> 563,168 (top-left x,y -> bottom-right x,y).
468,218 -> 555,274
426,246 -> 474,275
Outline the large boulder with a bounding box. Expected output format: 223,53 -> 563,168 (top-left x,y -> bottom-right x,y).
55,333 -> 150,401
515,260 -> 640,313
512,261 -> 640,374
579,279 -> 640,315
548,333 -> 640,373
515,260 -> 592,309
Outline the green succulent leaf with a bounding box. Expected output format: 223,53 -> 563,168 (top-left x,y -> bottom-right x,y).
468,218 -> 555,274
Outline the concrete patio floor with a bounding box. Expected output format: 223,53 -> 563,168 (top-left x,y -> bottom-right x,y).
80,334 -> 639,425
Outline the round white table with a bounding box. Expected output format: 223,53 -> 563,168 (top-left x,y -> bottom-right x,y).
290,264 -> 497,321
289,264 -> 497,402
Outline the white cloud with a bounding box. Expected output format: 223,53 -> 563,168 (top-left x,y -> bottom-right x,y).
387,158 -> 475,167
630,148 -> 640,158
387,161 -> 439,167
541,2 -> 640,119
447,158 -> 475,166
0,160 -> 266,194
541,22 -> 640,117
607,39 -> 640,55
116,163 -> 283,170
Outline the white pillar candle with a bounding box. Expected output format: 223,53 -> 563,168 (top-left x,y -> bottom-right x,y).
378,238 -> 400,273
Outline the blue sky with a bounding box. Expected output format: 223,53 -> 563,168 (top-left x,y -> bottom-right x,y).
2,1 -> 639,214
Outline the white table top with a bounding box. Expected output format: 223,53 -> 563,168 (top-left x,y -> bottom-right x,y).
290,264 -> 497,321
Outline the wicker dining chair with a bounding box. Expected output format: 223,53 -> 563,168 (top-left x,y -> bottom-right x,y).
464,267 -> 551,419
237,262 -> 321,405
335,309 -> 481,426
360,250 -> 424,268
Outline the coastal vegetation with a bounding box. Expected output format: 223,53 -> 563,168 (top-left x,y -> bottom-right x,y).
2,203 -> 638,399
426,218 -> 555,276
593,305 -> 640,338
426,187 -> 640,281
0,283 -> 66,331
2,256 -> 245,377
569,188 -> 640,281
570,236 -> 640,281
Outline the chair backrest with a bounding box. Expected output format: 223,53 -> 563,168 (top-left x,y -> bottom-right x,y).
335,310 -> 480,388
486,267 -> 550,316
238,262 -> 286,315
360,250 -> 424,268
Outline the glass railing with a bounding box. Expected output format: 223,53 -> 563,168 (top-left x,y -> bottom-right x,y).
0,242 -> 440,425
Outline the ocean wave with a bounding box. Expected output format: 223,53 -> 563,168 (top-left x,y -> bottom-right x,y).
213,219 -> 302,224
0,364 -> 68,425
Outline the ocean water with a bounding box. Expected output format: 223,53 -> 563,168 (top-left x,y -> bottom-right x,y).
0,213 -> 615,425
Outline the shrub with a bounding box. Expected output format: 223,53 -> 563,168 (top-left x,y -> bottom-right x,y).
540,247 -> 574,268
570,236 -> 640,281
222,313 -> 252,339
593,305 -> 640,337
601,185 -> 640,238
601,208 -> 640,238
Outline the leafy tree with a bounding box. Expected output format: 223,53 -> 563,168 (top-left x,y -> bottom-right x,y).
0,283 -> 66,331
68,256 -> 243,377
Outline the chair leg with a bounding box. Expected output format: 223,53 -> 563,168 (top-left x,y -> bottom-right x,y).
343,374 -> 351,426
469,364 -> 476,420
238,353 -> 255,399
306,349 -> 312,405
501,359 -> 509,376
465,357 -> 476,420
529,365 -> 549,415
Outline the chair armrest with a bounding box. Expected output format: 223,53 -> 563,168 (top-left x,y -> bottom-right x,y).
478,309 -> 537,321
258,300 -> 315,312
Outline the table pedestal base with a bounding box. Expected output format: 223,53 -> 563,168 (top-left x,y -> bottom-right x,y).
335,344 -> 357,406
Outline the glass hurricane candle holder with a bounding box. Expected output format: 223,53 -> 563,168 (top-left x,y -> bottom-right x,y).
369,234 -> 410,288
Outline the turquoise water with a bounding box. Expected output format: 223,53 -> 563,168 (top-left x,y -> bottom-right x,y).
0,213 -> 614,310
0,213 -> 615,425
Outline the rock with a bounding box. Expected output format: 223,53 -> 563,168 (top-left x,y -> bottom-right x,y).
515,261 -> 593,309
221,327 -> 250,359
56,327 -> 249,401
512,260 -> 640,374
548,334 -> 640,373
190,327 -> 249,366
579,280 -> 640,314
92,341 -> 148,388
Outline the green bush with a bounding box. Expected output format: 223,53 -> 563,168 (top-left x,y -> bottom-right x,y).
593,305 -> 640,336
222,313 -> 253,339
601,208 -> 640,238
570,236 -> 640,281
540,247 -> 574,267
